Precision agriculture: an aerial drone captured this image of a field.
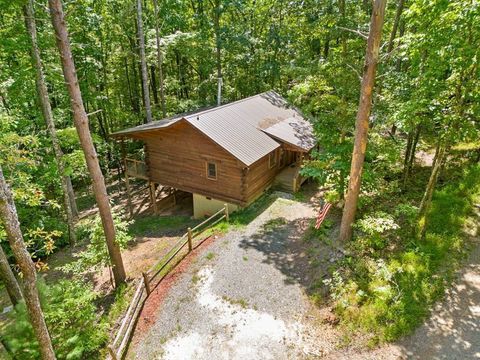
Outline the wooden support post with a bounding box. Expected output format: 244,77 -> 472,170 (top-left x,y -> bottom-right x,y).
224,203 -> 229,222
121,140 -> 134,218
142,272 -> 151,296
187,227 -> 193,252
149,181 -> 158,214
107,345 -> 118,360
124,171 -> 134,218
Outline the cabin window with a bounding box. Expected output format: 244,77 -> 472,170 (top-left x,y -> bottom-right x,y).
269,151 -> 277,169
206,162 -> 217,180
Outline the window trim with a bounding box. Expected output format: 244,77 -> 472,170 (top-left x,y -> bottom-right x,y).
206,161 -> 217,180
269,151 -> 277,169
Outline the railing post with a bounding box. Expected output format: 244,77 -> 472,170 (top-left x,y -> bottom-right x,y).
142,272 -> 151,296
187,227 -> 193,252
224,203 -> 229,222
107,345 -> 118,360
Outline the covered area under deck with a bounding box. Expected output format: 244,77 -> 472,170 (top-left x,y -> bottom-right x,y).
122,157 -> 193,218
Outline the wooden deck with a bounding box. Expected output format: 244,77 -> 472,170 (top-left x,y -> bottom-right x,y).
273,164 -> 306,193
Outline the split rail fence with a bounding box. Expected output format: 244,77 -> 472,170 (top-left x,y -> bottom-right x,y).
106,205 -> 229,360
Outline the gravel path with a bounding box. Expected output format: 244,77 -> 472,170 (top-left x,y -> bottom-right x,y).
127,194 -> 340,359
127,193 -> 480,360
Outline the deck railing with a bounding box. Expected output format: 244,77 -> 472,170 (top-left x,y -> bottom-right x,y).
107,205 -> 229,360
124,158 -> 148,180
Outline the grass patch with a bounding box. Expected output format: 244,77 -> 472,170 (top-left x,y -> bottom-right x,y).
228,192 -> 276,228
129,215 -> 193,236
205,252 -> 216,261
203,192 -> 277,236
324,164 -> 480,345
222,295 -> 249,309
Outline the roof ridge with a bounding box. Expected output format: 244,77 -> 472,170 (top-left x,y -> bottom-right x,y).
184,90 -> 277,120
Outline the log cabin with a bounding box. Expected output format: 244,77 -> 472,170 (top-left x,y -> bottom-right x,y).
112,91 -> 316,218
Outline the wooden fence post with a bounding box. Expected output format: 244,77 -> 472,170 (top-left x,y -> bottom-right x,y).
142,272 -> 151,296
107,345 -> 118,360
187,227 -> 193,252
224,203 -> 229,222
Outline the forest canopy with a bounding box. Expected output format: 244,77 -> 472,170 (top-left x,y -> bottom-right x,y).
0,0 -> 479,358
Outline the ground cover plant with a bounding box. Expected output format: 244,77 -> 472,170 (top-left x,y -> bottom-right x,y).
323,163 -> 480,345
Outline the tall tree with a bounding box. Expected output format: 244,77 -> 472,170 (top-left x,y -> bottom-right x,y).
0,245 -> 22,307
213,0 -> 223,105
387,0 -> 406,53
137,0 -> 153,123
153,0 -> 166,117
339,0 -> 388,242
0,166 -> 56,360
48,0 -> 126,286
23,0 -> 77,244
418,140 -> 446,238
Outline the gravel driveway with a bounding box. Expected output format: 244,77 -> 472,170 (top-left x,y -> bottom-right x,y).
126,193 -> 480,360
127,194 -> 340,359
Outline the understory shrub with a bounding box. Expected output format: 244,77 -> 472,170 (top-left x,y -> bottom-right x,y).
5,279 -> 107,359
325,164 -> 480,345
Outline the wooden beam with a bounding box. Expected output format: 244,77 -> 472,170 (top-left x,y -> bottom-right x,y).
149,181 -> 158,214
121,139 -> 134,218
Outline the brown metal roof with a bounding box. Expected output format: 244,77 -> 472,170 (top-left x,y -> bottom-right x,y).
262,117 -> 316,151
111,91 -> 315,166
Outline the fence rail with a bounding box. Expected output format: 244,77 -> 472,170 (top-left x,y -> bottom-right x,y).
107,204 -> 229,360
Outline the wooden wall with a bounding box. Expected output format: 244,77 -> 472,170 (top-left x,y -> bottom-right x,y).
242,149 -> 280,204
127,121 -> 305,207
132,121 -> 245,205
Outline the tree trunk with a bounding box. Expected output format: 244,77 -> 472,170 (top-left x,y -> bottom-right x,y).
338,0 -> 388,242
418,142 -> 446,238
339,130 -> 346,200
153,0 -> 166,117
0,245 -> 22,307
66,176 -> 78,218
338,0 -> 347,55
24,0 -> 77,245
48,0 -> 126,286
408,124 -> 421,172
150,65 -> 159,105
402,130 -> 414,189
214,0 -> 222,106
387,0 -> 405,54
0,166 -> 56,360
136,0 -> 152,123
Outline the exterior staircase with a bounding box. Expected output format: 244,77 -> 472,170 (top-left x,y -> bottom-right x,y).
273,164 -> 304,193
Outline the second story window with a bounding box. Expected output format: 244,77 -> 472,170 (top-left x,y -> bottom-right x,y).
207,162 -> 217,180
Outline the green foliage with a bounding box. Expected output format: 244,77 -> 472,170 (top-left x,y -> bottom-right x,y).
325,165 -> 480,344
5,279 -> 107,359
62,211 -> 132,274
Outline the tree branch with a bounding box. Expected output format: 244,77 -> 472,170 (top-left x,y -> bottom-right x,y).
337,26 -> 368,40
